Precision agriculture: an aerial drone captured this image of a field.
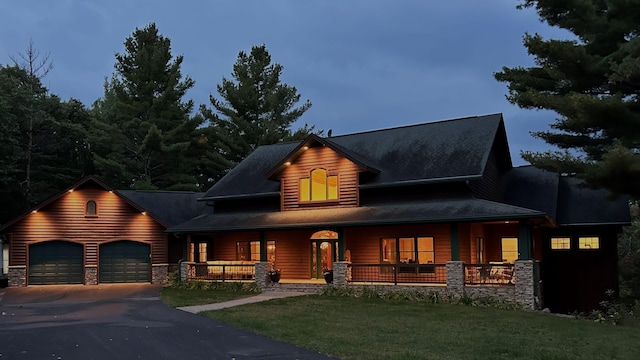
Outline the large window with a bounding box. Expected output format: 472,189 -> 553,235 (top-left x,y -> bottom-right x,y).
237,241 -> 276,263
579,236 -> 599,249
381,237 -> 435,264
189,242 -> 208,262
300,168 -> 338,201
551,237 -> 571,250
501,238 -> 518,263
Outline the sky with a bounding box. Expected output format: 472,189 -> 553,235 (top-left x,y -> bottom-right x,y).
0,0 -> 573,166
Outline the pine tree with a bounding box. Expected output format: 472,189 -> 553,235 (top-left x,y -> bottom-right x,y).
495,0 -> 640,197
200,44 -> 316,174
91,23 -> 201,190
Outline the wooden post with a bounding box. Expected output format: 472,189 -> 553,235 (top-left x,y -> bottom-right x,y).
518,222 -> 532,260
259,231 -> 267,262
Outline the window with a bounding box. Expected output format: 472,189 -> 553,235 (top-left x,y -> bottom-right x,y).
189,242 -> 209,262
85,200 -> 97,217
381,237 -> 435,264
501,237 -> 518,263
299,168 -> 338,201
579,236 -> 599,249
551,237 -> 571,250
237,241 -> 276,262
198,243 -> 207,262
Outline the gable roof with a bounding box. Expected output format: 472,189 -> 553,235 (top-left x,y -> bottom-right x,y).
499,166 -> 630,226
202,113 -> 508,200
266,133 -> 380,179
117,190 -> 207,227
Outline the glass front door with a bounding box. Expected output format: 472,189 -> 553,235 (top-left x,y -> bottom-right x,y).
311,241 -> 336,279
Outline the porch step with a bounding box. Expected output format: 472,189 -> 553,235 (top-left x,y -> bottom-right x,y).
262,282 -> 329,293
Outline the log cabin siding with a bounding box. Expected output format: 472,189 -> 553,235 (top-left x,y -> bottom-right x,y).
8,186 -> 167,266
344,224 -> 453,264
279,147 -> 361,210
266,230 -> 313,279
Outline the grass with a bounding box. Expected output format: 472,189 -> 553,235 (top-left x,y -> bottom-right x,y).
160,282 -> 260,307
197,295 -> 640,360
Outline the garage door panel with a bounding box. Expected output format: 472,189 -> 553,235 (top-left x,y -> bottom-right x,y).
99,241 -> 150,283
29,241 -> 84,285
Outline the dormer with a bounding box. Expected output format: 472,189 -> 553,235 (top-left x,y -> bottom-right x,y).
266,134 -> 379,211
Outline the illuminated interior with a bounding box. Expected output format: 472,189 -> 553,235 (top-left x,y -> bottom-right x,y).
578,236 -> 600,249
300,168 -> 338,201
551,237 -> 571,250
501,237 -> 518,263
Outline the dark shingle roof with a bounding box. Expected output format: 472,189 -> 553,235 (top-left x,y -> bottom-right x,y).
117,190 -> 207,227
499,166 -> 559,219
202,113 -> 505,199
168,198 -> 545,232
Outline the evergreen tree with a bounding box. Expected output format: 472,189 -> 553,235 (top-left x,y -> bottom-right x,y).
200,44 -> 316,176
495,0 -> 640,197
91,23 -> 201,190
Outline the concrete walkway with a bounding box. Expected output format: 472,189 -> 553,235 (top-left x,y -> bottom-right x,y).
177,291 -> 310,313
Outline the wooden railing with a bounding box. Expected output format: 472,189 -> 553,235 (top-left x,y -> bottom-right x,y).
349,263 -> 447,285
464,263 -> 514,285
187,263 -> 255,281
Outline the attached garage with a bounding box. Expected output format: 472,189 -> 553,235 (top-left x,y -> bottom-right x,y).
99,241 -> 151,283
29,241 -> 84,285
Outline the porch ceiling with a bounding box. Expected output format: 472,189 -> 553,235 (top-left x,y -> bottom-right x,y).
168,198 -> 546,233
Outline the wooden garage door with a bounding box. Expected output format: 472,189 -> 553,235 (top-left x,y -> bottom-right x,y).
99,241 -> 151,283
29,241 -> 84,285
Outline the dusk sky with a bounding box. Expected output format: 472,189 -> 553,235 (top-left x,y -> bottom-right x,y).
0,0 -> 573,166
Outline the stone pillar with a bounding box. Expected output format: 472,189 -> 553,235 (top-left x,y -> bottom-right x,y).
85,265 -> 98,285
152,264 -> 169,284
333,261 -> 351,285
515,259 -> 536,309
8,266 -> 26,287
180,261 -> 194,282
446,261 -> 464,296
255,262 -> 270,289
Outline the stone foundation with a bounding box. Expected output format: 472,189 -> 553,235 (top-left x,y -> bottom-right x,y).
446,261 -> 464,295
152,264 -> 168,285
8,266 -> 26,287
84,265 -> 98,285
255,262 -> 269,289
514,260 -> 536,309
180,261 -> 194,282
333,262 -> 351,285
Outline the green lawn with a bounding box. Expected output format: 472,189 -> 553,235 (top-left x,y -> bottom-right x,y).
160,287 -> 257,307
199,295 -> 640,360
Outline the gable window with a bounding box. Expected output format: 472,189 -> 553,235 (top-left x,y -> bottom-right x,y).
501,237 -> 518,263
381,237 -> 435,264
85,200 -> 97,217
551,237 -> 571,250
300,168 -> 338,201
237,241 -> 276,263
579,236 -> 599,249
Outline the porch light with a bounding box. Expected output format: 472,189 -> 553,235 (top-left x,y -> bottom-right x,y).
284,161 -> 291,166
68,189 -> 74,193
141,211 -> 147,216
31,210 -> 37,214
302,146 -> 309,150
108,190 -> 113,194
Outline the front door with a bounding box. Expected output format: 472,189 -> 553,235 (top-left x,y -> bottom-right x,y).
310,240 -> 337,279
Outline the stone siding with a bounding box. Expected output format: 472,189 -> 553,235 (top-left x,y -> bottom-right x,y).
255,262 -> 269,289
152,264 -> 168,285
514,260 -> 536,309
333,262 -> 351,285
84,265 -> 97,285
8,266 -> 26,287
446,261 -> 464,295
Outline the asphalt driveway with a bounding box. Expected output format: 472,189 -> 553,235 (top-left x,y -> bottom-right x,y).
0,284 -> 335,359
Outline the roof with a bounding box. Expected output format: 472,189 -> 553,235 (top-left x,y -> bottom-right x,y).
117,190 -> 207,227
202,113 -> 507,200
168,197 -> 546,233
499,166 -> 630,227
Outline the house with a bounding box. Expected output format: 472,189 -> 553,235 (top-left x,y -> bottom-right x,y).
0,176 -> 205,286
0,114 -> 630,313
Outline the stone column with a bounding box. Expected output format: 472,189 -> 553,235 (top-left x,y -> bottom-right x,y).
152,264 -> 169,284
255,262 -> 270,289
180,261 -> 194,282
84,265 -> 98,285
515,259 -> 536,309
333,261 -> 351,285
446,261 -> 464,296
8,266 -> 26,287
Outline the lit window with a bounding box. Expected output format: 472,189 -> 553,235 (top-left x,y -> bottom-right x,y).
501,238 -> 518,263
198,243 -> 207,262
237,241 -> 275,262
579,237 -> 599,249
381,237 -> 435,264
299,169 -> 338,201
85,200 -> 97,216
551,237 -> 571,250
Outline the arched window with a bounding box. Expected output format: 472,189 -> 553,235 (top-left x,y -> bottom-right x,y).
85,200 -> 97,217
300,169 -> 338,201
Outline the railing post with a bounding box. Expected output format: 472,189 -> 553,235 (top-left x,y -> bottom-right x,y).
446,261 -> 464,296
515,260 -> 537,309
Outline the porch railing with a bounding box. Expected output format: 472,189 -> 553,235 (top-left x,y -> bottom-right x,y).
349,263 -> 447,285
187,263 -> 255,281
464,263 -> 514,285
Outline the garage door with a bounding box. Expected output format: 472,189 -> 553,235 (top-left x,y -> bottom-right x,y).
99,241 -> 151,283
29,241 -> 84,285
